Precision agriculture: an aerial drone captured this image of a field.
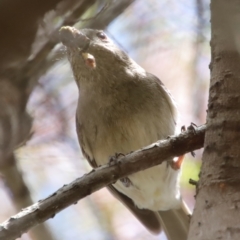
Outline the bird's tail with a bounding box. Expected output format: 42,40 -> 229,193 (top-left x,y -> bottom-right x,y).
158,201 -> 191,240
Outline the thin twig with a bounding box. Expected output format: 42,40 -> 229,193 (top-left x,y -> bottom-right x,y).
79,2 -> 110,22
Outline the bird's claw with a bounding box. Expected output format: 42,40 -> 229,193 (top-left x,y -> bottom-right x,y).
181,125 -> 186,132
181,123 -> 197,157
108,153 -> 131,187
120,177 -> 132,187
187,122 -> 197,133
108,152 -> 125,166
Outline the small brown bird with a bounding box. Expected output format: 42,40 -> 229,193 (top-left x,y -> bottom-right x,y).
59,26 -> 190,240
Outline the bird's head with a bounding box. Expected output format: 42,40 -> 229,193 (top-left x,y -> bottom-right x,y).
59,26 -> 133,88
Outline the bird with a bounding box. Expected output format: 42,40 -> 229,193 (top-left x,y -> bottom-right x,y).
59,26 -> 191,240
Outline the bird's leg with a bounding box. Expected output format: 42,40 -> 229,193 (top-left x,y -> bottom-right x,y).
119,177 -> 132,187
108,152 -> 125,166
187,122 -> 197,133
108,153 -> 132,187
187,123 -> 197,157
169,124 -> 193,170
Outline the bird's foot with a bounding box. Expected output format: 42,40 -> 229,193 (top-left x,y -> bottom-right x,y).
119,177 -> 132,187
108,152 -> 125,166
109,153 -> 132,187
181,123 -> 196,157
187,122 -> 197,133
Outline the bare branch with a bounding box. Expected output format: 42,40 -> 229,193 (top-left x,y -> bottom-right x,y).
0,1 -> 135,240
24,0 -> 135,95
0,124 -> 206,240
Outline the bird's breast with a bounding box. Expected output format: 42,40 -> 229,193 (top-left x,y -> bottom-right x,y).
77,87 -> 180,211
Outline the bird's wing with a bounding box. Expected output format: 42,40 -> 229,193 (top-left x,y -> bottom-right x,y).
145,72 -> 178,126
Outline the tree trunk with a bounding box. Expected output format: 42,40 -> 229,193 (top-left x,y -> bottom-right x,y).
188,0 -> 240,239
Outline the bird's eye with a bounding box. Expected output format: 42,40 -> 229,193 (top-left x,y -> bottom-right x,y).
97,32 -> 107,40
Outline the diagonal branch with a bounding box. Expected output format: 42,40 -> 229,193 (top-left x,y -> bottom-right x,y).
0,124 -> 206,240
24,0 -> 135,97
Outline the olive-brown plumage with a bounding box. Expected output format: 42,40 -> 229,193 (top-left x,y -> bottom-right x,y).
60,26 -> 190,239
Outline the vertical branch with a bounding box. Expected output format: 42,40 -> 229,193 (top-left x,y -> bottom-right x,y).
188,0 -> 240,239
1,154 -> 32,210
0,80 -> 56,240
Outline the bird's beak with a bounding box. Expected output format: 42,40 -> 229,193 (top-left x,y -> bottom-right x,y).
59,26 -> 90,51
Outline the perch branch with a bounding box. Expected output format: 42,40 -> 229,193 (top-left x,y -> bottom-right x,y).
0,124 -> 206,240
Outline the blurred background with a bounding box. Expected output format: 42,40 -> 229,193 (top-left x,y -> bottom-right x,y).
0,0 -> 210,239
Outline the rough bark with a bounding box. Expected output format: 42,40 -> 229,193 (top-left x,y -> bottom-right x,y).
0,124 -> 205,240
188,1 -> 240,239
